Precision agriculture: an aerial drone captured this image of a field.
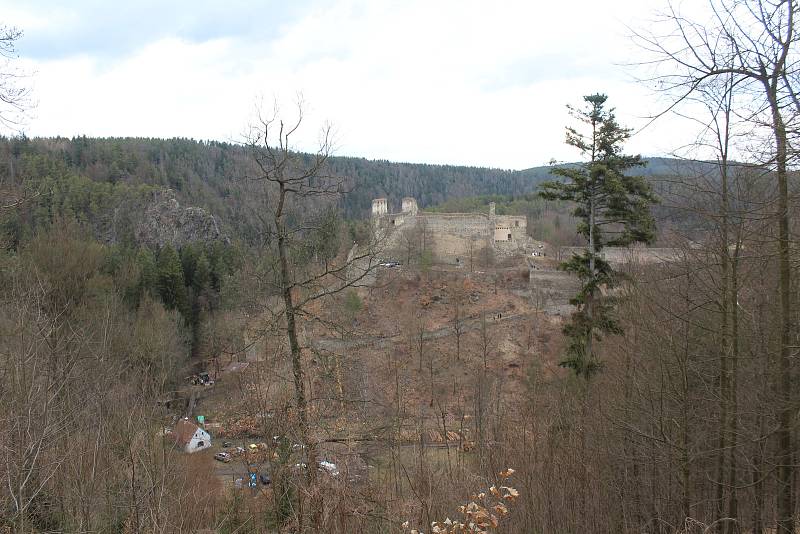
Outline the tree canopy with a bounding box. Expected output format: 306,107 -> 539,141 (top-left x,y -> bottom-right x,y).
540,93 -> 657,377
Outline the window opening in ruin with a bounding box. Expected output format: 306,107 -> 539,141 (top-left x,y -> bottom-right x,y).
507,233 -> 512,240
515,221 -> 519,227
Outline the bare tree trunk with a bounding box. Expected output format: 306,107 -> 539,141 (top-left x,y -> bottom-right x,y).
636,5 -> 799,528
681,267 -> 693,524
579,379 -> 590,533
726,239 -> 740,534
715,114 -> 731,532
278,216 -> 308,443
769,98 -> 795,534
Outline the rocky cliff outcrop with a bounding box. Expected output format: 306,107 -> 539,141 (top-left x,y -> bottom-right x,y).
132,189 -> 226,248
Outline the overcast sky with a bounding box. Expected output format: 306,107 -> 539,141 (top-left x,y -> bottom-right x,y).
3,0 -> 705,169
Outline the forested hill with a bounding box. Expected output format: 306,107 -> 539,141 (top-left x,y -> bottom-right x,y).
0,136 -> 707,244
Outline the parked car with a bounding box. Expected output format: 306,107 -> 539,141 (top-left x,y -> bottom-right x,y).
214,452 -> 231,463
259,473 -> 271,485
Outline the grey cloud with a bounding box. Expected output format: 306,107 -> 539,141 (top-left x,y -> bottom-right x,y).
10,0 -> 319,60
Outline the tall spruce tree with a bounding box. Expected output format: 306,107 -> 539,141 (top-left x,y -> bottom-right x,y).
193,252 -> 211,295
156,244 -> 189,318
539,94 -> 656,378
136,247 -> 158,303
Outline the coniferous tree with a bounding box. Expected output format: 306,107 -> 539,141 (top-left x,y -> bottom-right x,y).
539,93 -> 657,377
156,244 -> 189,317
188,252 -> 212,358
180,244 -> 199,289
193,252 -> 211,296
137,247 -> 158,301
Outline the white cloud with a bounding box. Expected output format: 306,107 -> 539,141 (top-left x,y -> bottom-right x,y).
10,0 -> 715,168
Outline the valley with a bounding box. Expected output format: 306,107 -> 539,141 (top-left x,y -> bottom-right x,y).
186,251 -> 567,488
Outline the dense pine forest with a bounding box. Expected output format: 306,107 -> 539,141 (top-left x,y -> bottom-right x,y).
0,135 -> 713,247
0,136 -> 552,238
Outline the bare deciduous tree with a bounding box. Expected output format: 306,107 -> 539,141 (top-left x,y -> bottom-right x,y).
451,283 -> 466,362
0,25 -> 31,130
635,4 -> 800,530
244,99 -> 383,529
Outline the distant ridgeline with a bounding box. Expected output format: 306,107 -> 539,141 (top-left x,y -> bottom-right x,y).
0,136 -> 719,246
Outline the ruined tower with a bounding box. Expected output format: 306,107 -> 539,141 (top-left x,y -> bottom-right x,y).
401,197 -> 418,216
371,198 -> 388,217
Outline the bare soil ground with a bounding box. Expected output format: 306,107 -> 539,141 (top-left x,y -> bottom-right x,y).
185,257 -> 571,487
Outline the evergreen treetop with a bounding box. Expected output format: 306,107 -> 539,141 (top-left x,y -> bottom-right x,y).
539,93 -> 657,378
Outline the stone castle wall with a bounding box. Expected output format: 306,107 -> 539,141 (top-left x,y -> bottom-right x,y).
420,213 -> 493,258
559,246 -> 683,266
494,215 -> 527,244
373,198 -> 531,261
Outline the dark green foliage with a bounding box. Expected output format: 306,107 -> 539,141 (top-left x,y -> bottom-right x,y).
539,94 -> 657,378
0,136 -> 562,244
180,244 -> 201,289
137,247 -> 158,299
193,252 -> 211,294
0,152 -> 154,248
156,245 -> 189,316
540,94 -> 657,250
0,136 -> 708,252
92,239 -> 238,359
206,240 -> 238,292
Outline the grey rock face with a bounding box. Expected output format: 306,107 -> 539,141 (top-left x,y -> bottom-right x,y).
133,189 -> 226,248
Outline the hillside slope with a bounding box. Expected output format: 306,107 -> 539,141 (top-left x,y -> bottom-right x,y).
0,136 -> 716,245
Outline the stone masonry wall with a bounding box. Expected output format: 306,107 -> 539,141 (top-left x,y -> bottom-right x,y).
559,246 -> 682,266
420,213 -> 493,259
373,198 -> 531,262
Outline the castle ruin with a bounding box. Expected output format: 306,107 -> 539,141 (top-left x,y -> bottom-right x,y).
371,197 -> 530,262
